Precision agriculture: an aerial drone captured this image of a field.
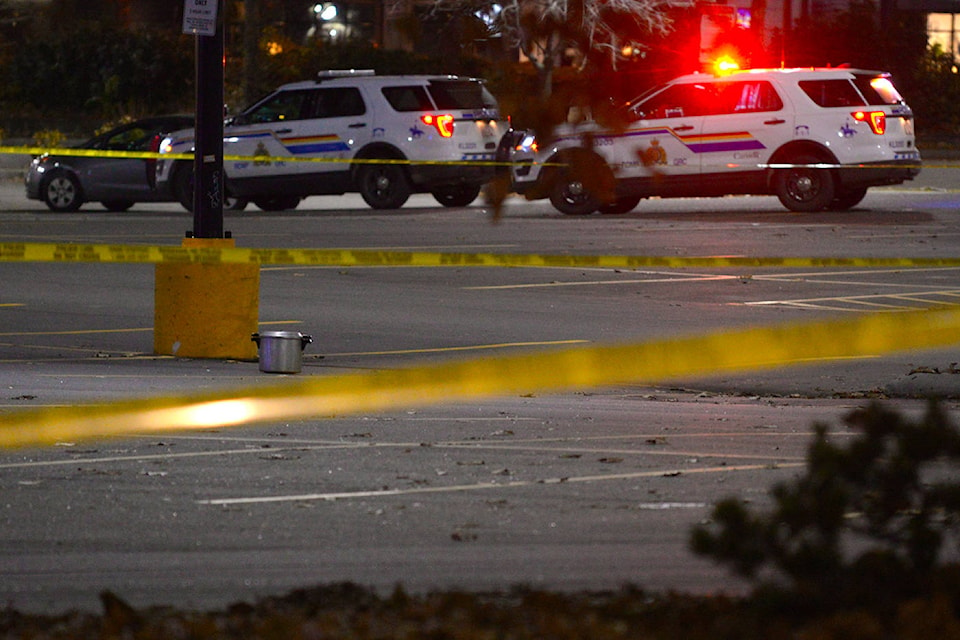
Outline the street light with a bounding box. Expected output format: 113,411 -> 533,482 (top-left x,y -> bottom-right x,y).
313,3 -> 338,22
311,3 -> 340,40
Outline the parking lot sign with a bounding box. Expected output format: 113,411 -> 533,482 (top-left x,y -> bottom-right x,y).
183,0 -> 219,36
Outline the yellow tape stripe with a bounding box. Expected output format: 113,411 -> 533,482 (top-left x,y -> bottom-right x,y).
1,307 -> 958,449
0,145 -> 192,161
0,145 -> 503,166
0,145 -> 943,170
3,242 -> 960,269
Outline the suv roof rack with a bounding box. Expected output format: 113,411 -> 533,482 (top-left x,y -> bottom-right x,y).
317,69 -> 375,82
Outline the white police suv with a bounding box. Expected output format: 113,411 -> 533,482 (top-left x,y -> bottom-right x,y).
509,67 -> 921,214
156,71 -> 505,211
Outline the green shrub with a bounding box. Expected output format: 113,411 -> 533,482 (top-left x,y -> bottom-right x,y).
32,129 -> 66,148
94,115 -> 134,137
691,401 -> 960,616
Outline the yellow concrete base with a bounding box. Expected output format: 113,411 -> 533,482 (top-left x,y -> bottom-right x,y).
154,238 -> 260,360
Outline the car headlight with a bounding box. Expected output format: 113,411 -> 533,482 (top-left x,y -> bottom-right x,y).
517,134 -> 538,154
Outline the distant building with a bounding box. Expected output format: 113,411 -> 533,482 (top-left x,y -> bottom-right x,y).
919,0 -> 960,62
17,0 -> 955,65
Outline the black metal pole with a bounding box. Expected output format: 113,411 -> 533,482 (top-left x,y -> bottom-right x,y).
192,0 -> 225,239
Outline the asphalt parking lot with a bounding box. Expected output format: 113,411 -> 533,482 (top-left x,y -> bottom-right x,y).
1,168 -> 959,614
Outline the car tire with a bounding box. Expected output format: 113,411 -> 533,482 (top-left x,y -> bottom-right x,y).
829,186 -> 868,211
101,200 -> 134,212
549,171 -> 600,215
546,148 -> 616,216
357,164 -> 411,210
42,171 -> 83,212
172,163 -> 195,212
253,196 -> 301,211
225,196 -> 249,211
774,154 -> 835,212
599,196 -> 641,215
432,185 -> 481,208
173,164 -> 249,212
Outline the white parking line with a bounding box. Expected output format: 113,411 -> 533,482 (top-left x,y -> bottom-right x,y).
745,289 -> 960,311
0,444 -> 369,469
465,274 -> 737,291
196,462 -> 804,506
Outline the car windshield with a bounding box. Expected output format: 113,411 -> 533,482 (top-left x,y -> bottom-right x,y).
626,83 -> 713,120
85,119 -> 191,151
627,84 -> 664,108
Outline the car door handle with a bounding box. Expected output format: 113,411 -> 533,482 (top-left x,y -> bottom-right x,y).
673,125 -> 695,132
764,119 -> 786,125
348,123 -> 367,128
274,128 -> 293,134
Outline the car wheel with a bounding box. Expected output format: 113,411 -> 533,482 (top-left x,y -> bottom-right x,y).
174,165 -> 247,212
42,171 -> 83,212
549,171 -> 600,215
172,163 -> 195,212
432,185 -> 481,208
253,196 -> 301,211
225,194 -> 249,211
357,164 -> 411,210
101,200 -> 134,212
829,186 -> 868,211
598,196 -> 641,215
774,154 -> 835,212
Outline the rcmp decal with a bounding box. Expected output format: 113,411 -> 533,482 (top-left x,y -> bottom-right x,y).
641,139 -> 668,166
228,130 -> 350,156
675,131 -> 766,153
561,126 -> 767,157
253,142 -> 272,166
279,134 -> 350,154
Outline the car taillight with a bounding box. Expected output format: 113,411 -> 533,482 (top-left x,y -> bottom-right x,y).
852,110 -> 886,135
421,114 -> 455,138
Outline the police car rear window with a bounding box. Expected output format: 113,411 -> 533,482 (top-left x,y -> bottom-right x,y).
382,86 -> 434,112
852,74 -> 904,105
798,80 -> 866,108
427,80 -> 497,110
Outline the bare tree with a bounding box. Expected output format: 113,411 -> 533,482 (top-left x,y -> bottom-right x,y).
422,0 -> 674,97
243,0 -> 262,105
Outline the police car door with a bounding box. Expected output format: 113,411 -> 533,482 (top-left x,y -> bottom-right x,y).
225,88 -> 315,180
697,80 -> 788,184
226,87 -> 371,182
277,86 -> 371,182
618,82 -> 706,194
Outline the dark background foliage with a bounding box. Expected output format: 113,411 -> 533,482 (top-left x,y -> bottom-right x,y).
0,0 -> 958,140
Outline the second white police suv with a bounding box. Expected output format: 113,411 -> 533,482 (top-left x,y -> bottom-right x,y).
508,67 -> 922,215
156,70 -> 506,211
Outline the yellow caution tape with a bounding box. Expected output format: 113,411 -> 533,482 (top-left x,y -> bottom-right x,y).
0,145 -> 944,169
0,306 -> 958,449
0,145 -> 506,166
3,242 -> 960,269
0,145 -> 192,161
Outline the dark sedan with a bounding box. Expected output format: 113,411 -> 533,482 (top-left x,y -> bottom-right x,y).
25,116 -> 193,212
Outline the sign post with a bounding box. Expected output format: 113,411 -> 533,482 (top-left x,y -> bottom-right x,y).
154,0 -> 259,361
184,0 -> 224,239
